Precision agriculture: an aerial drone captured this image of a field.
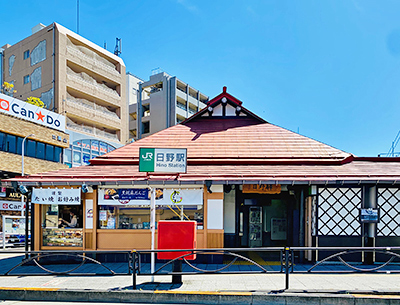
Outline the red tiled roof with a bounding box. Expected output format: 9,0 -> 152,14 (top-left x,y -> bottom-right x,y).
92,117 -> 350,165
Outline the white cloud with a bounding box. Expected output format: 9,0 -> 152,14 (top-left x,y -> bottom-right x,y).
177,0 -> 199,13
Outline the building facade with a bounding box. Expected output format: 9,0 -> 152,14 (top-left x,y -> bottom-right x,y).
128,72 -> 208,141
1,23 -> 127,167
0,92 -> 69,237
7,88 -> 400,263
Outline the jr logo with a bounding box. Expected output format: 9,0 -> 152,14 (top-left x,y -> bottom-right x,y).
142,152 -> 153,161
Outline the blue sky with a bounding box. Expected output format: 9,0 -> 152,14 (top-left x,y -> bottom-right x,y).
2,0 -> 400,157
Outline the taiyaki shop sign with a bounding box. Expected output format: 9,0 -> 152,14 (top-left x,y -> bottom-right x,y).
0,93 -> 65,132
139,148 -> 187,173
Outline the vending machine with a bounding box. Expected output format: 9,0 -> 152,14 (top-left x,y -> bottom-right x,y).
249,206 -> 262,247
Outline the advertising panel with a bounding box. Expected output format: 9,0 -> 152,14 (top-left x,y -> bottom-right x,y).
0,93 -> 65,132
98,188 -> 202,206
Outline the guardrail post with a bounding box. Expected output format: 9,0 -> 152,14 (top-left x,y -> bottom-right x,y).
130,251 -> 137,290
172,260 -> 182,284
284,247 -> 290,290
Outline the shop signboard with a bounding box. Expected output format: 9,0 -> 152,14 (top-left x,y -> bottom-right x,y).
98,188 -> 202,206
0,187 -> 6,198
0,93 -> 65,132
32,188 -> 81,205
0,201 -> 24,211
139,148 -> 187,173
243,184 -> 281,194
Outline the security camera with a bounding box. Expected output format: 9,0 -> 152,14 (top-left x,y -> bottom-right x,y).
19,185 -> 29,195
81,184 -> 89,193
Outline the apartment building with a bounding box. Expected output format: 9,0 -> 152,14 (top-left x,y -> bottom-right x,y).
128,72 -> 208,140
1,23 -> 127,167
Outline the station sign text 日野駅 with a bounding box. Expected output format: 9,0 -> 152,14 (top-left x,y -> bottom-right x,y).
0,93 -> 65,132
139,148 -> 187,173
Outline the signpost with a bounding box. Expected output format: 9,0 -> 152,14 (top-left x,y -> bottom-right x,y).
139,148 -> 188,282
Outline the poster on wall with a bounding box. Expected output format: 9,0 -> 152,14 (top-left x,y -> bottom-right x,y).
98,188 -> 202,206
85,199 -> 93,229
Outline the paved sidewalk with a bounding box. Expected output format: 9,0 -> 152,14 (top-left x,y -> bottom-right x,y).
1,252 -> 400,304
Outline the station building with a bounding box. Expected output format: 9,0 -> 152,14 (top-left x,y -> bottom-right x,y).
6,88 -> 400,262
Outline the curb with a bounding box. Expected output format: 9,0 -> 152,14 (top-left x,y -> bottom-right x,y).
0,288 -> 400,304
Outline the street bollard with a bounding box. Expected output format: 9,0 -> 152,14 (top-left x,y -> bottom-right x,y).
172,260 -> 182,284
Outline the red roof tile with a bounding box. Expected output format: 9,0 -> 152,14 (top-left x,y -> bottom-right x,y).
92,117 -> 350,165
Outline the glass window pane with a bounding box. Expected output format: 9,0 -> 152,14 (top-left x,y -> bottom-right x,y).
73,151 -> 81,164
64,149 -> 72,163
27,140 -> 36,157
99,142 -> 108,155
0,132 -> 6,151
83,153 -> 90,165
6,135 -> 16,153
16,137 -> 23,155
98,206 -> 151,230
45,144 -> 54,161
82,139 -> 90,150
54,147 -> 62,163
37,142 -> 45,159
91,140 -> 99,152
108,145 -> 115,152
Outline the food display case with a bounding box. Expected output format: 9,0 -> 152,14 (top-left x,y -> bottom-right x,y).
42,228 -> 83,247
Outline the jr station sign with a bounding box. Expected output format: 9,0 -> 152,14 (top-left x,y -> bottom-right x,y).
139,148 -> 187,173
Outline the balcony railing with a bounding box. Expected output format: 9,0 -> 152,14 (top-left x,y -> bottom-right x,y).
66,118 -> 119,142
66,67 -> 120,101
66,94 -> 120,125
177,102 -> 186,111
66,38 -> 120,77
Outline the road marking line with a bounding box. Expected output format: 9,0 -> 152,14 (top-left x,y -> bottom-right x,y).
0,287 -> 59,291
154,290 -> 252,296
352,294 -> 400,299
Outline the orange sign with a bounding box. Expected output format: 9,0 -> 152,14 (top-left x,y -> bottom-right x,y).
243,184 -> 281,194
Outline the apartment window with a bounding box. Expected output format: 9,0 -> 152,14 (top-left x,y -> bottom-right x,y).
142,104 -> 150,117
142,121 -> 150,134
130,129 -> 137,138
23,75 -> 30,84
23,50 -> 30,60
130,112 -> 137,120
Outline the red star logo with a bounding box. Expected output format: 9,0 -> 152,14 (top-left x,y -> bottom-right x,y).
36,111 -> 45,122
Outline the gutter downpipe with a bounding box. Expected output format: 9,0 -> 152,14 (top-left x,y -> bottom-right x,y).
52,23 -> 55,111
0,47 -> 4,90
138,83 -> 142,139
